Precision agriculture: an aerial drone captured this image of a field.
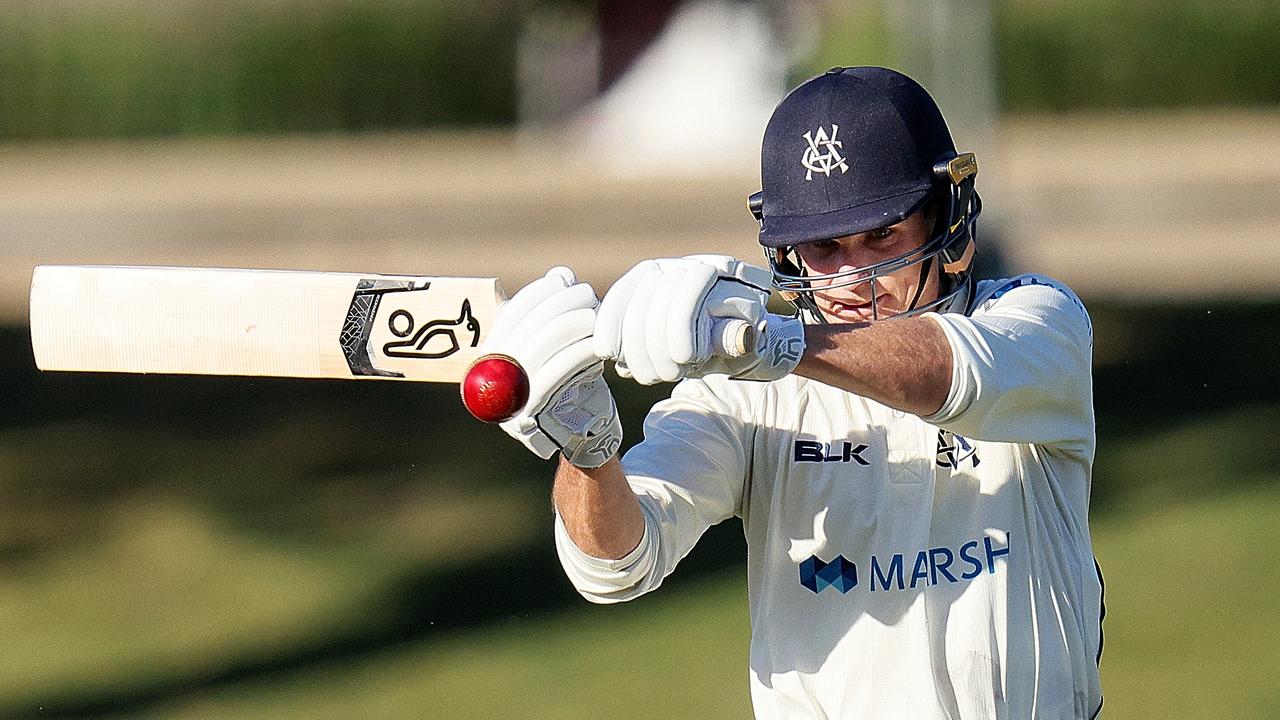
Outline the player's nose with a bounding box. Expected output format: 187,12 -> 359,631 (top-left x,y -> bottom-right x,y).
831,241 -> 882,276
835,258 -> 877,286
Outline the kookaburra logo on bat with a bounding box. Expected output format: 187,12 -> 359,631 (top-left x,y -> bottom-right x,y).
383,300 -> 480,359
339,278 -> 481,378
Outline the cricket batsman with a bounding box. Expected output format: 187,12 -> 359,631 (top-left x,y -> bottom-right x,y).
482,67 -> 1104,718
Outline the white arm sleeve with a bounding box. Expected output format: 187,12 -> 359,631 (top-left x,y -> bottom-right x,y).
922,275 -> 1094,452
553,376 -> 751,603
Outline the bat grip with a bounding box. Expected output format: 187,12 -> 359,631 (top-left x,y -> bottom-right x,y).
710,318 -> 757,359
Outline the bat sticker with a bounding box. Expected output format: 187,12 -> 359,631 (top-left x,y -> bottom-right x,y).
382,299 -> 481,360
340,278 -> 432,377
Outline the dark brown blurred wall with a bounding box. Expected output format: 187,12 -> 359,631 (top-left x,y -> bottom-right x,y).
598,0 -> 682,91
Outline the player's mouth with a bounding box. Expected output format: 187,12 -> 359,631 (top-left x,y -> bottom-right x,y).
816,292 -> 893,322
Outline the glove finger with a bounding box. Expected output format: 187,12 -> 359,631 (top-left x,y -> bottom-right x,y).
487,267 -> 575,347
502,283 -> 597,356
497,419 -> 560,459
498,414 -> 561,459
680,252 -> 768,292
645,267 -> 685,382
514,305 -> 595,382
653,256 -> 701,271
595,261 -> 657,360
683,254 -> 773,292
681,254 -> 736,273
666,262 -> 718,365
614,358 -> 633,379
545,266 -> 577,285
705,291 -> 767,326
526,337 -> 601,415
739,263 -> 774,291
620,271 -> 663,385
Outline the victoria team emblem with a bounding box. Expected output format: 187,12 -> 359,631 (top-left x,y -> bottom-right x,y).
801,125 -> 849,180
936,429 -> 980,469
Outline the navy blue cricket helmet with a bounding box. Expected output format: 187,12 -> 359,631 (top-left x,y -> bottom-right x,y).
747,67 -> 981,321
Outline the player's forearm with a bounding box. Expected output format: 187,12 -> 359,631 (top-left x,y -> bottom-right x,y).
552,455 -> 646,560
794,316 -> 952,417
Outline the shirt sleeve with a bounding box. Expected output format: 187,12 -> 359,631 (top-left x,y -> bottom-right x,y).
921,275 -> 1094,453
554,375 -> 752,603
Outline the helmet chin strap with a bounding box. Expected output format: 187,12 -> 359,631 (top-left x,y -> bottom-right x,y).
790,275 -> 828,325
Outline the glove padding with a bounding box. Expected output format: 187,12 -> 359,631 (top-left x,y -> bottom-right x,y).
483,267 -> 621,468
595,255 -> 806,385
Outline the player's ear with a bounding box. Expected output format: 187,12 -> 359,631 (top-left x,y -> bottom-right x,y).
747,191 -> 764,223
916,196 -> 945,243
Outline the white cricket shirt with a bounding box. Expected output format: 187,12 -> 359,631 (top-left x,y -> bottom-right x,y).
555,274 -> 1105,719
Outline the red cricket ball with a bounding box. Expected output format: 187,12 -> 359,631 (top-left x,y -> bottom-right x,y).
460,354 -> 530,423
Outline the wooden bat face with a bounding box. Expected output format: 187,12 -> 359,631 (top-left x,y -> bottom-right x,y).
30,266 -> 505,383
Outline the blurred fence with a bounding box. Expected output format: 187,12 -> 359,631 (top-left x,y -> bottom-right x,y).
3,110 -> 1279,325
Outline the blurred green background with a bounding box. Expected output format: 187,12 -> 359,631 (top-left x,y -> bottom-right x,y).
4,0 -> 1280,139
2,0 -> 1279,718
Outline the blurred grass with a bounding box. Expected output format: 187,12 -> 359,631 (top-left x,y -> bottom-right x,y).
6,407 -> 1272,719
1,297 -> 1279,717
1095,484 -> 1280,719
0,0 -> 518,140
0,459 -> 547,710
2,0 -> 1280,141
120,479 -> 1280,720
138,567 -> 754,720
803,0 -> 1280,113
996,0 -> 1280,112
795,2 -> 895,84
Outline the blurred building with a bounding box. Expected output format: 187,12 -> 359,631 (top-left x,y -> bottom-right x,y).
520,0 -> 788,175
518,0 -> 996,177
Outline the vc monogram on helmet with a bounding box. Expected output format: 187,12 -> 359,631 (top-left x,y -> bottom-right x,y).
801,125 -> 848,180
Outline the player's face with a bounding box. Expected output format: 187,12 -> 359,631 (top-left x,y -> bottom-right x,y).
793,210 -> 940,323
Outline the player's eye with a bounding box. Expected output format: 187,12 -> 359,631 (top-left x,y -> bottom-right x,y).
866,226 -> 894,243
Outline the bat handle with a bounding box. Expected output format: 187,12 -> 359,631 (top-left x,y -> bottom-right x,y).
711,318 -> 758,359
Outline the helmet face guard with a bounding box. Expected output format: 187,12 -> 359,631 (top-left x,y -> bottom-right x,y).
750,152 -> 982,323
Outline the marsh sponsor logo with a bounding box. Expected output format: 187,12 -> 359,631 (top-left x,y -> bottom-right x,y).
799,532 -> 1011,594
799,555 -> 858,594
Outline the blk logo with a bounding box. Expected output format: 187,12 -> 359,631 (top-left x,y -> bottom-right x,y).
800,554 -> 858,593
801,125 -> 849,180
794,440 -> 869,465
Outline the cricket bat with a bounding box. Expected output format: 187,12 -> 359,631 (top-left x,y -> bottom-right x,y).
30,265 -> 754,384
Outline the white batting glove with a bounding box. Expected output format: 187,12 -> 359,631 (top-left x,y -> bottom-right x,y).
595,255 -> 806,385
482,267 -> 622,469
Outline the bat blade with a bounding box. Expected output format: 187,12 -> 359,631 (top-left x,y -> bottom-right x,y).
30,265 -> 504,383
